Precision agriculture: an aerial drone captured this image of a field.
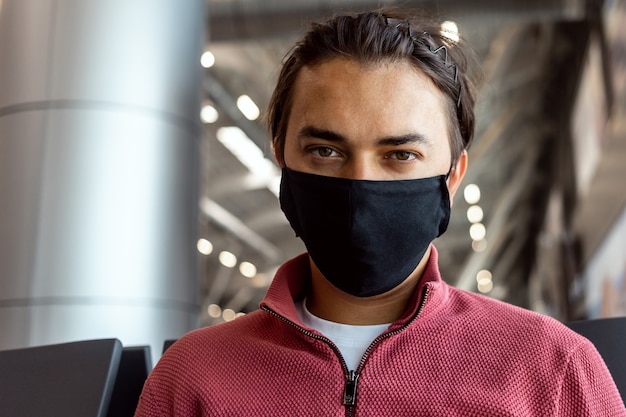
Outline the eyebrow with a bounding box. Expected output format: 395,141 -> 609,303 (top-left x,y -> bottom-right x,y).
298,126 -> 431,147
298,126 -> 345,142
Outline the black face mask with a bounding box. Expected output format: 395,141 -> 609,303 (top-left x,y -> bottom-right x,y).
279,167 -> 451,297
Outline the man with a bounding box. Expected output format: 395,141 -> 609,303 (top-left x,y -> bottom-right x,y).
135,9 -> 625,416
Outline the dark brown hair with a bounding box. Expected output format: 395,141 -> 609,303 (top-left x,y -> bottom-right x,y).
266,9 -> 478,166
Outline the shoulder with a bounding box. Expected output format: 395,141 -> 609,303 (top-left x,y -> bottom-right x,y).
447,284 -> 571,330
421,284 -> 625,414
440,284 -> 589,361
154,312 -> 271,376
135,311 -> 275,415
162,310 -> 271,366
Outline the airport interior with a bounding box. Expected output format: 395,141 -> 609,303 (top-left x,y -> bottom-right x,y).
0,0 -> 625,415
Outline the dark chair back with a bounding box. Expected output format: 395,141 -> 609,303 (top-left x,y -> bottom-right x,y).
0,339 -> 122,417
106,345 -> 152,417
566,316 -> 626,403
162,338 -> 178,353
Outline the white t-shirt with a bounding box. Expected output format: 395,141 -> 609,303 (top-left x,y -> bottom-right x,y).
296,299 -> 390,371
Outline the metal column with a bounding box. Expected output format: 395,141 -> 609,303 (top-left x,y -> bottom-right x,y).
0,0 -> 205,360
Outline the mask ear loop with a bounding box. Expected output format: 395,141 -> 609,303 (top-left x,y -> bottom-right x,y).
445,163 -> 454,180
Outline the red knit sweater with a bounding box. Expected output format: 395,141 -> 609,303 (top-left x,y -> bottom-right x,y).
135,248 -> 625,416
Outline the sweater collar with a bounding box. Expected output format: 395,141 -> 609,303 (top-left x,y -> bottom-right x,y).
260,245 -> 445,326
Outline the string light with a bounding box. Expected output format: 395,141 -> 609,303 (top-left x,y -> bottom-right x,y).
200,104 -> 218,123
239,261 -> 257,278
207,304 -> 221,318
222,309 -> 236,321
476,269 -> 493,293
197,238 -> 213,255
466,205 -> 484,223
469,223 -> 486,241
441,21 -> 460,42
218,251 -> 237,268
236,94 -> 260,121
200,50 -> 215,68
464,184 -> 481,204
471,239 -> 488,252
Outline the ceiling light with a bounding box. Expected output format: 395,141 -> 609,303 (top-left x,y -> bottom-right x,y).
267,175 -> 281,198
216,126 -> 278,178
464,184 -> 481,205
218,250 -> 237,268
236,94 -> 260,121
441,21 -> 460,42
239,261 -> 257,278
197,238 -> 213,255
477,278 -> 493,293
466,205 -> 484,223
222,308 -> 236,321
200,50 -> 215,68
477,270 -> 493,294
469,223 -> 486,241
200,105 -> 218,123
476,269 -> 492,282
207,304 -> 221,318
471,239 -> 488,252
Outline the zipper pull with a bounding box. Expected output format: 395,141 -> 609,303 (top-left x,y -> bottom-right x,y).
343,370 -> 359,406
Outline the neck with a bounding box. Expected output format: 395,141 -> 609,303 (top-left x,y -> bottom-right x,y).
306,246 -> 432,325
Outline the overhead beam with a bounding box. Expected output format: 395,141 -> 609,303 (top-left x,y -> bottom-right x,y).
199,197 -> 282,262
203,72 -> 273,158
206,0 -> 587,41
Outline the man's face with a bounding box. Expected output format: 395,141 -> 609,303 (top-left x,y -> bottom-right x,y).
280,58 -> 465,196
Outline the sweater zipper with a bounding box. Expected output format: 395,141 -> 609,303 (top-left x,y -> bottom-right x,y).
261,286 -> 431,417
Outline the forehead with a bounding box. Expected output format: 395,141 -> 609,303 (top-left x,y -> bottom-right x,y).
294,57 -> 441,98
287,58 -> 449,141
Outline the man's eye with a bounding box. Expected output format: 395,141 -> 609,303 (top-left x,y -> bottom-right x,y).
388,151 -> 417,161
313,147 -> 337,157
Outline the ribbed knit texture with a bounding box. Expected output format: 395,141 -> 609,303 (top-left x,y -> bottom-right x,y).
134,248 -> 625,416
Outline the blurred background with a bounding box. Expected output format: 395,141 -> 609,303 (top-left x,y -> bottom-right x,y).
1,0 -> 624,361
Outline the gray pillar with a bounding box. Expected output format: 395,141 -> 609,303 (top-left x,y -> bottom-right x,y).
0,0 -> 205,360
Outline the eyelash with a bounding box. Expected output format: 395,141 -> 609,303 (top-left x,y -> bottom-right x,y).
385,151 -> 420,161
308,146 -> 340,158
307,146 -> 423,163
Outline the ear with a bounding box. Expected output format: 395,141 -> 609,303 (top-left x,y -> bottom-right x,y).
273,142 -> 285,168
447,150 -> 468,207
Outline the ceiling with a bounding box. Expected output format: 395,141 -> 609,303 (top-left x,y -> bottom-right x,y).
193,0 -> 622,325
